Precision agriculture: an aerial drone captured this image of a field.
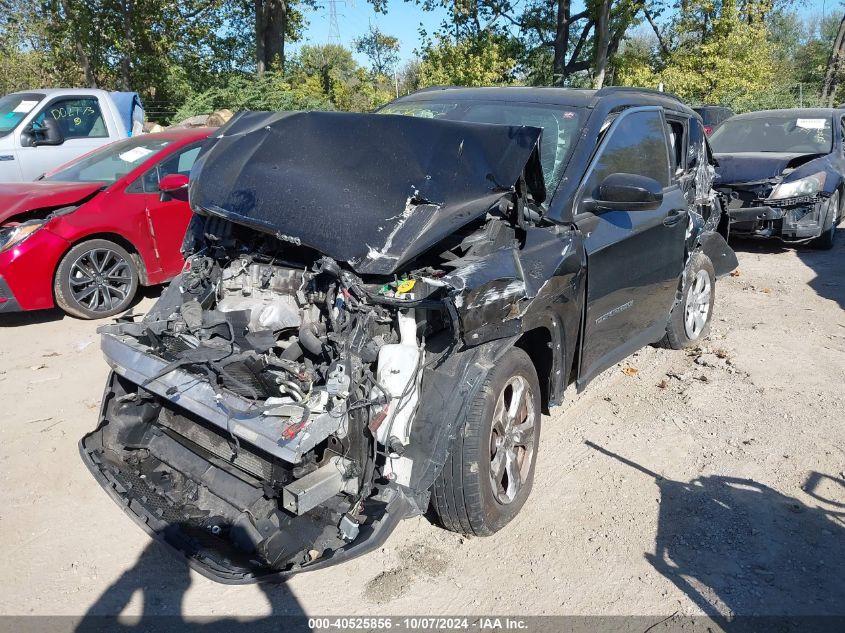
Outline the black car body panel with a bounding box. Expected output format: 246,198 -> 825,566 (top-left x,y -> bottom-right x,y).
711,108 -> 845,243
80,87 -> 736,583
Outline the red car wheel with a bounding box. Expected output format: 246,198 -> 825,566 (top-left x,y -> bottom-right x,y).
54,239 -> 139,319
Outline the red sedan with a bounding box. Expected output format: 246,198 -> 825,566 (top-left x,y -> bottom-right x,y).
0,128 -> 211,318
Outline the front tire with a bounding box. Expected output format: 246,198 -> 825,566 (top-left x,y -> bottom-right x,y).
431,347 -> 541,536
54,239 -> 139,319
812,191 -> 840,250
661,251 -> 716,349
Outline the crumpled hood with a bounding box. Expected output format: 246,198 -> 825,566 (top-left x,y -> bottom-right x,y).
714,152 -> 823,186
0,181 -> 103,225
189,111 -> 545,275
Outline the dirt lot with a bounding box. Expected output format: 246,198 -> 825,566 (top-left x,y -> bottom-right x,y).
1,235 -> 843,621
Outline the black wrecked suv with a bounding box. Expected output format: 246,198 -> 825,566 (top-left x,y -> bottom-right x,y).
80,87 -> 737,583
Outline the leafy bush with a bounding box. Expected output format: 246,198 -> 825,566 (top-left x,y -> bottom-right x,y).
172,72 -> 333,122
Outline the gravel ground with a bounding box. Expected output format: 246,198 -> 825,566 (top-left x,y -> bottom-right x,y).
0,235 -> 843,621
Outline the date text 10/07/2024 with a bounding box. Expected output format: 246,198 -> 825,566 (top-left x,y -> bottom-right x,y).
308,618 -> 529,630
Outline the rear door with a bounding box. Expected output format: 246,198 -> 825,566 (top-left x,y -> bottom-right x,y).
575,107 -> 688,385
124,143 -> 202,278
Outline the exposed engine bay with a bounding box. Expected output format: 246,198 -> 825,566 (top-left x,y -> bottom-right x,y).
80,198 -> 565,581
81,222 -> 460,580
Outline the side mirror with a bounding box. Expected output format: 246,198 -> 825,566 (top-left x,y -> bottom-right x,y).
32,119 -> 65,147
594,173 -> 664,211
20,128 -> 34,148
159,173 -> 189,202
159,173 -> 189,193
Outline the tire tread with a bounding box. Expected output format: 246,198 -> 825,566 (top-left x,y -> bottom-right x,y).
431,348 -> 539,537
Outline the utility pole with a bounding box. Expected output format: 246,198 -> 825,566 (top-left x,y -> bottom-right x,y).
328,0 -> 341,45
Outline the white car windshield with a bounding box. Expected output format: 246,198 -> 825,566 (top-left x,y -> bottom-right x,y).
0,93 -> 44,137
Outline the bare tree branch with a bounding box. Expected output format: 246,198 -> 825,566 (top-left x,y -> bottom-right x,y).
644,6 -> 669,55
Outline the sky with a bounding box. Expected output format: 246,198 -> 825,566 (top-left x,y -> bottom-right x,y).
290,0 -> 837,69
290,2 -> 448,67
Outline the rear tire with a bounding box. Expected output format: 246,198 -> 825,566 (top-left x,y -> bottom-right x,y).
431,347 -> 541,536
54,239 -> 139,319
661,251 -> 716,350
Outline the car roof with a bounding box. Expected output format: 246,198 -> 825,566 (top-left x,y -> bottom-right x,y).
394,85 -> 694,115
8,88 -> 115,99
729,108 -> 838,120
141,128 -> 213,143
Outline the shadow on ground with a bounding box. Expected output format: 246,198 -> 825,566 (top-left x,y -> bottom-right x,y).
0,284 -> 163,328
795,228 -> 845,310
729,228 -> 845,310
586,441 -> 845,621
75,541 -> 310,632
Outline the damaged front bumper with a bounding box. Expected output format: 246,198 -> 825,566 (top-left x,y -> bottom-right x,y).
0,275 -> 21,313
79,340 -> 415,584
726,194 -> 829,242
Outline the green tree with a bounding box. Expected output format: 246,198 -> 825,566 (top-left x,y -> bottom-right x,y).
171,72 -> 332,121
288,44 -> 395,110
354,24 -> 401,75
417,33 -> 517,86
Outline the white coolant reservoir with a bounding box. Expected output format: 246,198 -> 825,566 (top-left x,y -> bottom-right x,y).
375,308 -> 422,446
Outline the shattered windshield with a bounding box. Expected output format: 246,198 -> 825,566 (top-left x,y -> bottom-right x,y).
43,136 -> 171,184
0,92 -> 44,137
379,100 -> 583,200
710,115 -> 833,154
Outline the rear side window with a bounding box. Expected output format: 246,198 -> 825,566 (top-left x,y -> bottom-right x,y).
585,110 -> 670,198
666,119 -> 686,174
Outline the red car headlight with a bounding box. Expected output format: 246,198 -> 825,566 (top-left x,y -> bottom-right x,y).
0,221 -> 44,254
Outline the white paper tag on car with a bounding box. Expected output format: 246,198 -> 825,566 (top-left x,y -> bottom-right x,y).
13,100 -> 39,113
118,147 -> 154,163
796,118 -> 826,130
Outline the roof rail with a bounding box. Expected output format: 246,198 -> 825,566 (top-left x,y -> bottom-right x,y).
596,86 -> 685,104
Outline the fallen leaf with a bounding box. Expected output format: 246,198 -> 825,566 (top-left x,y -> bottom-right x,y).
730,270 -> 741,277
761,288 -> 771,294
657,379 -> 668,389
42,352 -> 60,358
622,366 -> 638,377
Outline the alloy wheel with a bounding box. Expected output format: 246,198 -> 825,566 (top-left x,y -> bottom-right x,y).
489,375 -> 537,505
68,248 -> 132,314
684,269 -> 711,340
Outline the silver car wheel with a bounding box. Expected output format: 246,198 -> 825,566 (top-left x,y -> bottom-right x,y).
684,269 -> 711,340
69,248 -> 132,313
489,375 -> 537,505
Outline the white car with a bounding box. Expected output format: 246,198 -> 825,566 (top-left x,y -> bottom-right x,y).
0,88 -> 144,182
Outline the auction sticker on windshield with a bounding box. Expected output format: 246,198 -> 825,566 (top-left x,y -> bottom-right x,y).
13,100 -> 38,114
796,118 -> 827,129
118,147 -> 154,163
